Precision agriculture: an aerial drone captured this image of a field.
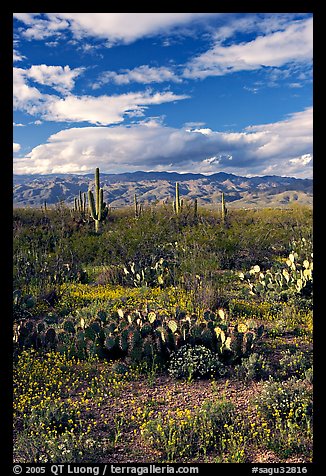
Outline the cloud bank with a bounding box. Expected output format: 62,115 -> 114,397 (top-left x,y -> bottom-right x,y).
13,66 -> 189,125
184,17 -> 312,79
14,13 -> 218,44
14,107 -> 312,178
13,14 -> 313,180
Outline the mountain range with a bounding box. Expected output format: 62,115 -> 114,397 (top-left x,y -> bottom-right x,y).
13,171 -> 313,209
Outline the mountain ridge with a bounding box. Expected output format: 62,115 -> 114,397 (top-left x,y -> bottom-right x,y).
13,171 -> 313,208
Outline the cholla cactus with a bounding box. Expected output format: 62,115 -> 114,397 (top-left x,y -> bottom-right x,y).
88,168 -> 108,233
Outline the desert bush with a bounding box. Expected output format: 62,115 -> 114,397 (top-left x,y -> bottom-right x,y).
304,366 -> 313,384
235,353 -> 272,382
277,349 -> 313,380
255,377 -> 313,459
255,377 -> 312,424
13,349 -> 117,463
14,206 -> 312,283
168,344 -> 227,380
140,399 -> 235,461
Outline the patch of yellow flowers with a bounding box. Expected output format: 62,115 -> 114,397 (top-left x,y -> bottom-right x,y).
58,283 -> 196,314
13,349 -> 130,463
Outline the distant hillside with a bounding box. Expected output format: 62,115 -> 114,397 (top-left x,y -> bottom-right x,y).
13,171 -> 313,208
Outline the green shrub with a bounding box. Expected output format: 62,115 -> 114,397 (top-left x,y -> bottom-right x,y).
255,377 -> 312,424
235,353 -> 272,382
255,377 -> 313,459
14,206 -> 312,287
110,361 -> 130,375
277,349 -> 313,380
168,344 -> 227,380
304,366 -> 313,384
140,399 -> 235,461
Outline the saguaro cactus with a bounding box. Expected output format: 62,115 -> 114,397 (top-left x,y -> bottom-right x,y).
41,200 -> 48,214
74,191 -> 87,214
88,168 -> 108,233
134,193 -> 143,219
82,192 -> 87,213
221,192 -> 227,225
194,198 -> 198,222
173,182 -> 183,215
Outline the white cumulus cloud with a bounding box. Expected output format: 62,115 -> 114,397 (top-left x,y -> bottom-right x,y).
94,65 -> 182,87
184,17 -> 313,79
14,64 -> 84,95
39,91 -> 188,125
13,143 -> 21,152
14,13 -> 219,44
13,107 -> 312,178
13,49 -> 26,62
13,66 -> 189,125
27,64 -> 85,94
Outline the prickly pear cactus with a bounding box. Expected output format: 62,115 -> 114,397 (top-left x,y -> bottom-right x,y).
239,239 -> 313,301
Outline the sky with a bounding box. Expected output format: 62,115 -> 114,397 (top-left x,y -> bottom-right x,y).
13,13 -> 313,178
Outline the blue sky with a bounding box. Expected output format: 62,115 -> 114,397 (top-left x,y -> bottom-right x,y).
13,13 -> 313,178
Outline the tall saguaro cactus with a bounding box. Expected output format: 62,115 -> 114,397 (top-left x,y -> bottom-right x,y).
82,192 -> 87,213
134,193 -> 143,219
173,182 -> 183,215
194,198 -> 198,222
88,168 -> 108,233
221,192 -> 227,225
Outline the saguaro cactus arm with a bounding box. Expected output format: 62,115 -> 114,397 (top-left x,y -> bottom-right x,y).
88,190 -> 96,218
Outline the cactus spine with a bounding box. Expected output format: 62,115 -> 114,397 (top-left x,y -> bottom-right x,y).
221,192 -> 227,224
88,168 -> 108,233
173,182 -> 183,215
